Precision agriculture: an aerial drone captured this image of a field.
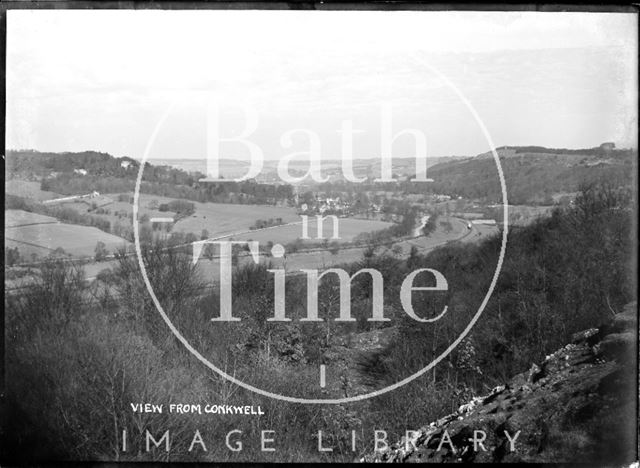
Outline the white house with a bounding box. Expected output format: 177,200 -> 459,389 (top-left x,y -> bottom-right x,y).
74,168 -> 88,176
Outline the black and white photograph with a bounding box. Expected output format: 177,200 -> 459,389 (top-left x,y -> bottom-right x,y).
1,4 -> 638,465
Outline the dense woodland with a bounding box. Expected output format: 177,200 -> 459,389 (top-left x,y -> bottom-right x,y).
3,180 -> 635,462
416,150 -> 634,204
318,147 -> 635,205
7,150 -> 295,205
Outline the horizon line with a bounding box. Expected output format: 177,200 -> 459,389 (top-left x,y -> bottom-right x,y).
7,142 -> 637,162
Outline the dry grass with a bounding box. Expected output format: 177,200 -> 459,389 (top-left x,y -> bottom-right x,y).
231,218 -> 393,244
5,222 -> 129,257
5,209 -> 59,227
173,201 -> 299,238
5,180 -> 62,201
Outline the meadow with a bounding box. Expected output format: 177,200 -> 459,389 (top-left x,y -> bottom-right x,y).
5,209 -> 59,228
90,193 -> 300,239
190,216 -> 473,281
5,239 -> 53,260
172,200 -> 299,238
5,180 -> 62,201
230,218 -> 393,244
5,214 -> 129,258
71,216 -> 473,282
35,193 -> 297,242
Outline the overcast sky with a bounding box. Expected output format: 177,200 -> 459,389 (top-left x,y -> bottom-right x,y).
6,10 -> 638,161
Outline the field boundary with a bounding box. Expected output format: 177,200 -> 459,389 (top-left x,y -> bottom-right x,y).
5,237 -> 58,252
5,221 -> 60,229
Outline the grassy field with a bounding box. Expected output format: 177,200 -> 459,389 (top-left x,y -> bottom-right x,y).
189,216 -> 477,280
230,218 -> 393,244
5,209 -> 59,227
14,215 -> 489,285
6,180 -> 61,201
15,189 -> 386,246
460,223 -> 499,242
5,216 -> 130,258
70,197 -> 178,228
173,201 -> 299,238
92,194 -> 300,239
5,239 -> 53,259
8,188 -> 299,245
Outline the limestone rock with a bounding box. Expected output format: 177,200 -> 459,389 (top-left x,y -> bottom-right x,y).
361,303 -> 637,464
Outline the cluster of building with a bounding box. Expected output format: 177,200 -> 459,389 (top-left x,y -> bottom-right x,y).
299,196 -> 353,215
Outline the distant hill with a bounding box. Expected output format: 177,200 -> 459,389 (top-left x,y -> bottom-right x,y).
6,150 -> 142,180
12,152 -> 463,183
4,150 -> 294,206
151,158 -> 248,179
418,145 -> 636,204
151,156 -> 464,182
7,146 -> 636,206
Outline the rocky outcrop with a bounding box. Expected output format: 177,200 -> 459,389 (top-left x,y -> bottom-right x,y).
362,303 -> 637,464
